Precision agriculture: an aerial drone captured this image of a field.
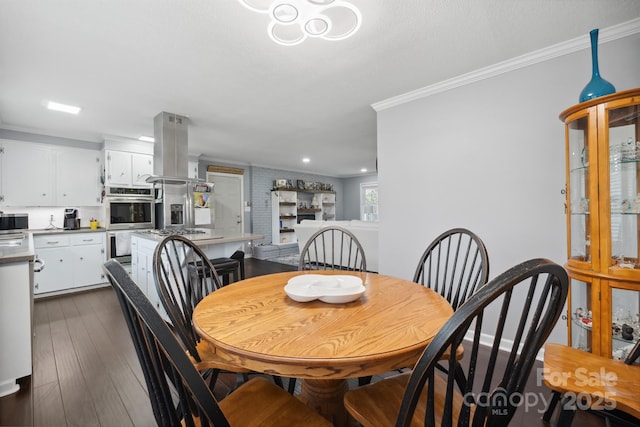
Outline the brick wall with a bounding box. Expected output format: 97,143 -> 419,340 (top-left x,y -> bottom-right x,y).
250,166 -> 343,245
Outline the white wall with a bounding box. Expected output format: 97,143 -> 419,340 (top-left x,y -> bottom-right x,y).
376,28 -> 640,347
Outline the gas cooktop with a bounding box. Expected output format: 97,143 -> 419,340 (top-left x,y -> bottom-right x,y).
144,228 -> 207,236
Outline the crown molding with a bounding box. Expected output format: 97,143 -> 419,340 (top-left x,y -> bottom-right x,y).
372,18 -> 640,112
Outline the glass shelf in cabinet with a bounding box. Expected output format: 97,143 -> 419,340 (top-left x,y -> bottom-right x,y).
611,211 -> 640,215
570,165 -> 589,173
572,314 -> 593,331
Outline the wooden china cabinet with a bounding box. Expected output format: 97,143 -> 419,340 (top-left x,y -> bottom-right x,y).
562,88 -> 640,359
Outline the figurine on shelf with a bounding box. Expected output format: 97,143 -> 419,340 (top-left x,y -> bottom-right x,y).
612,323 -> 621,336
575,307 -> 584,318
621,324 -> 634,341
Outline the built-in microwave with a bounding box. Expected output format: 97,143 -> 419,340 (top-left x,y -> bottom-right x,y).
105,187 -> 155,230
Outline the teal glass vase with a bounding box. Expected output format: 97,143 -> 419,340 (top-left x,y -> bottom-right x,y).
579,29 -> 615,102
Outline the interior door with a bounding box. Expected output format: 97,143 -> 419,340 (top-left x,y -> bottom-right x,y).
206,172 -> 243,235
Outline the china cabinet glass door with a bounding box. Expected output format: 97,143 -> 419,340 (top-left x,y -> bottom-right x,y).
610,286 -> 640,360
568,115 -> 593,265
569,278 -> 594,352
607,102 -> 640,271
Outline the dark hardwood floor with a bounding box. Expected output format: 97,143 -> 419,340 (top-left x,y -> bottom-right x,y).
0,258 -> 623,426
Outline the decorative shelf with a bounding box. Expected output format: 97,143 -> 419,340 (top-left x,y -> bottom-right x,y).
273,187 -> 335,194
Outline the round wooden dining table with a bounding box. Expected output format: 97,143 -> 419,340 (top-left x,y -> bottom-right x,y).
192,270 -> 453,426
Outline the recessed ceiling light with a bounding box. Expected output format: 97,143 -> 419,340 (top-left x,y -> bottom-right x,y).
139,136 -> 155,143
302,157 -> 310,163
46,101 -> 81,115
361,168 -> 367,172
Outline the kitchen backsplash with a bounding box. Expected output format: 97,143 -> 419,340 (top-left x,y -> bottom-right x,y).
0,206 -> 105,230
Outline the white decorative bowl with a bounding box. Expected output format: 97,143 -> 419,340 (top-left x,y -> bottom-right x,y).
284,274 -> 365,304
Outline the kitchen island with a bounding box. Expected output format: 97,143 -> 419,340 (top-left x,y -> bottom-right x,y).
0,232 -> 35,397
130,229 -> 264,318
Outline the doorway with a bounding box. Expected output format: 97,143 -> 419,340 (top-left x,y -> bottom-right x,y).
206,172 -> 244,235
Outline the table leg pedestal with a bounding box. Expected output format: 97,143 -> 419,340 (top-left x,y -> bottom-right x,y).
300,378 -> 352,427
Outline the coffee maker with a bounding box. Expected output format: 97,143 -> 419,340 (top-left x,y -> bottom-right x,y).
63,208 -> 80,230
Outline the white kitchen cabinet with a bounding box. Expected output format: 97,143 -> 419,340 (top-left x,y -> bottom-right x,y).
105,150 -> 132,186
70,234 -> 106,287
33,236 -> 73,294
132,152 -> 154,184
105,150 -> 153,188
0,139 -> 54,206
57,148 -> 102,206
34,232 -> 106,296
188,160 -> 199,179
130,235 -> 167,319
0,260 -> 32,397
0,139 -> 103,207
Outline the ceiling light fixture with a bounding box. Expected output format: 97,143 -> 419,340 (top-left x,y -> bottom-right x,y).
302,157 -> 310,163
46,101 -> 81,115
139,136 -> 155,143
237,0 -> 361,46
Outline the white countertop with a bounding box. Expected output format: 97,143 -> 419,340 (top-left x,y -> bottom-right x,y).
0,233 -> 35,264
132,229 -> 265,246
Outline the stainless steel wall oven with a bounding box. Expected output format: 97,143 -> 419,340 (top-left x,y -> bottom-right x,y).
105,187 -> 154,230
105,187 -> 154,262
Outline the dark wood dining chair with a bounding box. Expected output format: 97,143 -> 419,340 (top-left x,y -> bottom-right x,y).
295,225 -> 368,392
360,228 -> 490,388
413,227 -> 490,311
298,226 -> 367,272
103,259 -> 332,427
152,235 -> 285,392
343,258 -> 569,427
413,227 -> 490,389
542,339 -> 640,427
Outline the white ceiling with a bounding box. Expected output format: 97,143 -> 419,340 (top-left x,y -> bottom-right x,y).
1,1 -> 639,177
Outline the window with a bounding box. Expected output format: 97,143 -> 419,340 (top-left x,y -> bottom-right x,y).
360,182 -> 379,221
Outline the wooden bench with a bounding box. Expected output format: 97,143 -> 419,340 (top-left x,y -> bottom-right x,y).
542,342 -> 640,426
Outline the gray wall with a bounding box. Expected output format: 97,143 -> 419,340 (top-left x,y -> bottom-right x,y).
376,30 -> 640,347
342,174 -> 378,220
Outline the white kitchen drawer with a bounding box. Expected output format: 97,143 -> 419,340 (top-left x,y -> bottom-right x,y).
70,233 -> 105,246
34,235 -> 70,248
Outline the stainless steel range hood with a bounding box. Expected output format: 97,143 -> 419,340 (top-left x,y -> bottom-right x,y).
147,111 -> 197,229
145,111 -> 195,185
